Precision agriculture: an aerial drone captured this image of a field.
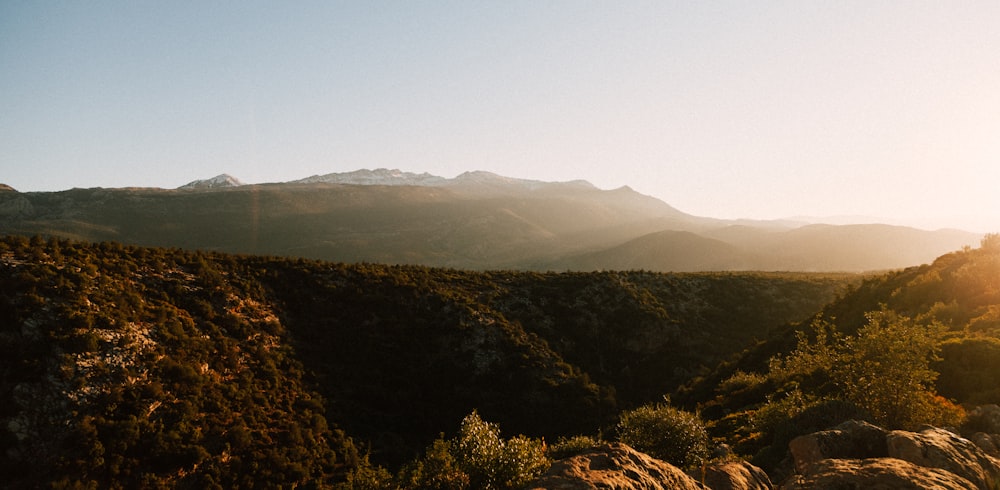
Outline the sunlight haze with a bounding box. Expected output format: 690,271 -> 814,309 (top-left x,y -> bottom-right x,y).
2,2 -> 998,232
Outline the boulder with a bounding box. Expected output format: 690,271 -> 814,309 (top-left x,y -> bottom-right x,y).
787,419 -> 888,473
887,426 -> 1000,490
779,457 -> 977,489
964,405 -> 1000,434
970,432 -> 1000,457
525,442 -> 707,490
701,460 -> 773,490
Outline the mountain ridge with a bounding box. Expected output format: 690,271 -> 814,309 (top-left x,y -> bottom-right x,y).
1,169 -> 984,272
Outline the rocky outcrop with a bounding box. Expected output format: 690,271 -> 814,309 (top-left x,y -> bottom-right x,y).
970,432 -> 1000,457
787,420 -> 889,473
965,405 -> 1000,434
784,420 -> 1000,489
781,457 -> 977,489
526,443 -> 707,490
526,443 -> 774,490
888,427 -> 1000,490
702,461 -> 773,490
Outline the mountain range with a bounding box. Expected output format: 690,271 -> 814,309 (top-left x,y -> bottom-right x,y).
0,169 -> 981,271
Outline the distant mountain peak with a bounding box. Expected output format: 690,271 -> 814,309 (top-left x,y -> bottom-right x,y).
447,170 -> 597,191
293,168 -> 447,186
179,174 -> 245,190
289,168 -> 598,192
0,183 -> 17,193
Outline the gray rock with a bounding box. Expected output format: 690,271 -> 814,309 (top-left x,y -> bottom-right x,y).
780,457 -> 977,489
970,432 -> 1000,457
701,460 -> 773,490
526,443 -> 707,490
787,419 -> 888,473
887,426 -> 1000,490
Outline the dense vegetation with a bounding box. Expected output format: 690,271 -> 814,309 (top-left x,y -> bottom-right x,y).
680,235 -> 1000,477
6,233 -> 1000,487
0,235 -> 851,487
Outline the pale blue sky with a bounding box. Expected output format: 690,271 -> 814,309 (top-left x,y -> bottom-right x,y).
2,2 -> 999,231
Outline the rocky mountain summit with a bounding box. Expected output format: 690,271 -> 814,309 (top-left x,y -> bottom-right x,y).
177,173 -> 245,189
292,168 -> 448,186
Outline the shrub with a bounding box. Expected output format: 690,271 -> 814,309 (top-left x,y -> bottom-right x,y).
718,370 -> 768,394
616,401 -> 710,469
400,411 -> 549,490
548,435 -> 602,460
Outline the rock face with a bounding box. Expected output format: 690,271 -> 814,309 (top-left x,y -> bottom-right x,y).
526,443 -> 774,490
784,420 -> 1000,489
526,443 -> 707,490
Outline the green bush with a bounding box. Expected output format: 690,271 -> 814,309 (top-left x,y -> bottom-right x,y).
400,411 -> 549,490
548,435 -> 602,460
616,401 -> 710,469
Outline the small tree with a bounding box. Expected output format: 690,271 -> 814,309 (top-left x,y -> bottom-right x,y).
767,308 -> 953,430
981,233 -> 1000,252
834,309 -> 947,429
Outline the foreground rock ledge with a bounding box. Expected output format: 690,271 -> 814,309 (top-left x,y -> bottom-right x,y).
526,419 -> 1000,489
781,457 -> 977,489
525,442 -> 772,490
785,419 -> 1000,489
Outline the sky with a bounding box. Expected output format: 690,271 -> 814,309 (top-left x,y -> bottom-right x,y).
2,2 -> 999,232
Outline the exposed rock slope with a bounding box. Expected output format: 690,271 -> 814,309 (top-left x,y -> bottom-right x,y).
784,420 -> 1000,489
526,443 -> 773,490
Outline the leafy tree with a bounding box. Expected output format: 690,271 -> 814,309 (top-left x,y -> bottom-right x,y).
767,317 -> 840,391
767,308 -> 955,430
834,309 -> 947,428
981,233 -> 1000,252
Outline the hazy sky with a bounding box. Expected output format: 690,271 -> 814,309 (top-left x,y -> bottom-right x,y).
2,2 -> 999,232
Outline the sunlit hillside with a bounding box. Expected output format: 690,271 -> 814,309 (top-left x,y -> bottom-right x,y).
678,234 -> 1000,477
0,235 -> 851,487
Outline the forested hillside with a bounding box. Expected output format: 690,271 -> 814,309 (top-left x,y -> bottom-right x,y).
677,235 -> 1000,478
0,236 -> 852,487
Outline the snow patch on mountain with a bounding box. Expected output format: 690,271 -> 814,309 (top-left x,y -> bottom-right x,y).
292,168 -> 597,192
293,168 -> 447,186
177,168 -> 599,193
179,174 -> 245,190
